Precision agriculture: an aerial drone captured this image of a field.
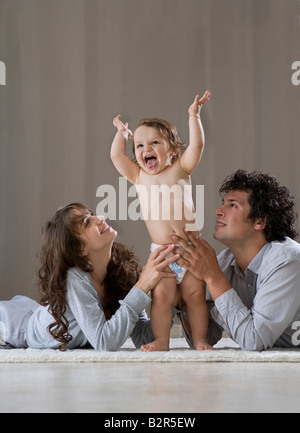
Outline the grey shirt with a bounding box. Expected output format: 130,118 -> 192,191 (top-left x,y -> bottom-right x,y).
26,267 -> 154,351
211,237 -> 300,351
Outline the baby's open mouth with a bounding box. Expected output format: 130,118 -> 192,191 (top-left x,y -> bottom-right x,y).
145,155 -> 157,169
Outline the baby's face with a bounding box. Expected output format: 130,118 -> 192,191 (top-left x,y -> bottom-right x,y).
133,126 -> 177,175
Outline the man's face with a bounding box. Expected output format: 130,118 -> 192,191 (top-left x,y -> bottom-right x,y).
214,190 -> 258,246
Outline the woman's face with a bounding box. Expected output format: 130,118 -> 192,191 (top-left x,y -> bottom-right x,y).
73,209 -> 117,257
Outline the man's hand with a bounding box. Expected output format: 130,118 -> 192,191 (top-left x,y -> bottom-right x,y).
172,230 -> 218,281
172,230 -> 231,301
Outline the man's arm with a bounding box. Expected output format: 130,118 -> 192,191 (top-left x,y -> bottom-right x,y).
179,92 -> 211,175
214,259 -> 300,350
111,115 -> 139,184
173,231 -> 300,351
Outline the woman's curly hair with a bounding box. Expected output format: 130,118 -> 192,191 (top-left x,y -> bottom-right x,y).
219,170 -> 298,242
37,203 -> 140,351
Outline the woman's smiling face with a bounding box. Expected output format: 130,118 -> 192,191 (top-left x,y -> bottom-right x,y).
73,209 -> 117,257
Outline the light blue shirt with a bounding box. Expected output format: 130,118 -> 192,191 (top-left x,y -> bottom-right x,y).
26,267 -> 154,351
211,237 -> 300,351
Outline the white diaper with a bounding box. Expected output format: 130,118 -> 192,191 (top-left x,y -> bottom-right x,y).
150,234 -> 201,285
150,242 -> 188,284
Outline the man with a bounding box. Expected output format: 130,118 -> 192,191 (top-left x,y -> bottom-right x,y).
173,170 -> 300,351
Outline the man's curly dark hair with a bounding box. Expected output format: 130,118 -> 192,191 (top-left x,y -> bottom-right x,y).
219,170 -> 298,242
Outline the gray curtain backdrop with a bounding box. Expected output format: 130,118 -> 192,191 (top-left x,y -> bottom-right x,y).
0,0 -> 300,300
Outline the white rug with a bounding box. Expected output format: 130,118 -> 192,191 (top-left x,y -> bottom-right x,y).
1,338 -> 300,363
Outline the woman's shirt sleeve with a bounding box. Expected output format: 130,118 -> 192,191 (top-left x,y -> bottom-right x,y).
66,269 -> 152,351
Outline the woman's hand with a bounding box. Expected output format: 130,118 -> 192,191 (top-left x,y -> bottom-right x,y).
135,245 -> 179,294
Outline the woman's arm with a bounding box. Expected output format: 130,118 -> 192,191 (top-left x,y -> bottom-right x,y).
66,279 -> 151,351
66,245 -> 179,351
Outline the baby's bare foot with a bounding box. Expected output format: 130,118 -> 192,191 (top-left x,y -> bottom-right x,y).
194,338 -> 214,351
141,339 -> 169,352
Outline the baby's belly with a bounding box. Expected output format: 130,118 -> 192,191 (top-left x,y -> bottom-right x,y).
145,219 -> 199,244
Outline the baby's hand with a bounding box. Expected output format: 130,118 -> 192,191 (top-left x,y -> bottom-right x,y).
188,91 -> 211,116
113,115 -> 133,138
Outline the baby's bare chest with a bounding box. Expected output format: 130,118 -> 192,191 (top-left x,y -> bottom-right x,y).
137,166 -> 191,189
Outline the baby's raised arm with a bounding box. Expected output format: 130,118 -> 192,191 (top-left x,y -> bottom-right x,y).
179,91 -> 211,175
111,115 -> 139,184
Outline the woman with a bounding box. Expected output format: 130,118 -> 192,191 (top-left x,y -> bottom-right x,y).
0,203 -> 179,351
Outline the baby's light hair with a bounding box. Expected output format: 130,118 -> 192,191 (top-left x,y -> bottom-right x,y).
132,118 -> 186,163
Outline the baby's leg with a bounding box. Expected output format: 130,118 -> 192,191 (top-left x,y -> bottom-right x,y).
180,271 -> 213,350
141,277 -> 177,352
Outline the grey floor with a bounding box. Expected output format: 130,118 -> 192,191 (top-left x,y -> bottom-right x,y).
1,361 -> 300,413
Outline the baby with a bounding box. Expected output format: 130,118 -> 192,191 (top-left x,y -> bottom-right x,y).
111,92 -> 212,351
